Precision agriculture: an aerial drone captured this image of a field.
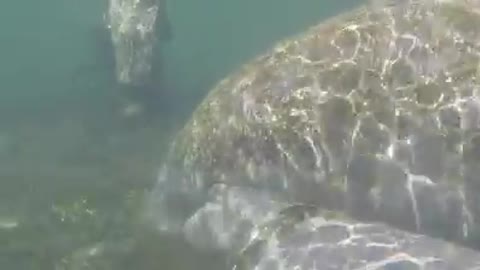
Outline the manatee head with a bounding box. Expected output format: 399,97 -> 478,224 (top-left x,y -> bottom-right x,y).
106,0 -> 168,86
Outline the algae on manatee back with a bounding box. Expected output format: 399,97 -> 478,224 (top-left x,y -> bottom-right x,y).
148,0 -> 480,250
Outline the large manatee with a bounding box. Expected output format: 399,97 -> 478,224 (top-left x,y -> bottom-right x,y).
146,0 -> 480,250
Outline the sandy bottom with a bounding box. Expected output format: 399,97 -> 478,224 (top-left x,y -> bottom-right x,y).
0,97 -> 221,270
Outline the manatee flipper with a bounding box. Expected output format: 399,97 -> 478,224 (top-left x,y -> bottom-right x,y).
181,184 -> 480,270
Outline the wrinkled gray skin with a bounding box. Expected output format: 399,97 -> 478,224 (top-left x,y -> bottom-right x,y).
146,0 -> 480,251
143,0 -> 480,269
105,0 -> 172,87
186,184 -> 480,270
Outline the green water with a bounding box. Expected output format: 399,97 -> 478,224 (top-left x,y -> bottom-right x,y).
0,1 -> 358,269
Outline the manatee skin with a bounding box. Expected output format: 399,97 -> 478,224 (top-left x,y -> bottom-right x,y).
184,184 -> 480,270
147,0 -> 480,247
106,0 -> 171,86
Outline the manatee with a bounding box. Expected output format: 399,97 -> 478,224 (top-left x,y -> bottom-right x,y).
184,184 -> 480,270
104,0 -> 173,118
73,0 -> 171,115
146,0 -> 480,249
105,0 -> 172,87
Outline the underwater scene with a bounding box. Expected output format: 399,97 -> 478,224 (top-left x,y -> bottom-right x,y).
3,0 -> 480,269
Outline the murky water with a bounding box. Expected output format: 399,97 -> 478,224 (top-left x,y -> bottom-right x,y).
0,0 -> 358,269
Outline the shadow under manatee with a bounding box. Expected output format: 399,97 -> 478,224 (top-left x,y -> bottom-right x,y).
61,223 -> 229,270
120,229 -> 228,270
69,23 -> 117,102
